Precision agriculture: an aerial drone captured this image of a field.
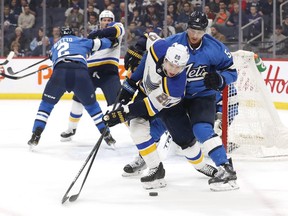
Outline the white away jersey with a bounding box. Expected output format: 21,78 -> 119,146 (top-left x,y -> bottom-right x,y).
139,33 -> 187,116
87,22 -> 125,69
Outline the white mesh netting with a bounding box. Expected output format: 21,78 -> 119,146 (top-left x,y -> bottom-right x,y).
225,50 -> 288,158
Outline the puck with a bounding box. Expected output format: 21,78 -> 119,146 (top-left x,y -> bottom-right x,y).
149,192 -> 158,196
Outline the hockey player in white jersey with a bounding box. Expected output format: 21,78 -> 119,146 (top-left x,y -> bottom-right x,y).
103,33 -> 217,189
60,10 -> 125,146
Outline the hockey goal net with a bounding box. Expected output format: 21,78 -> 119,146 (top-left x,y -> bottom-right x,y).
222,50 -> 288,158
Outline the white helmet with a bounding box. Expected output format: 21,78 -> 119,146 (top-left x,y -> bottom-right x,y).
165,43 -> 189,67
99,10 -> 115,22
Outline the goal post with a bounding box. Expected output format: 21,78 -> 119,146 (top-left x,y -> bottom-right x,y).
222,50 -> 288,158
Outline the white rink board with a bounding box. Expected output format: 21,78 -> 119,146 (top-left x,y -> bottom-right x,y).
1,57 -> 288,106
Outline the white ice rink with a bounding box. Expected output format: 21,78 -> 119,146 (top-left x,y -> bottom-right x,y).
0,100 -> 288,216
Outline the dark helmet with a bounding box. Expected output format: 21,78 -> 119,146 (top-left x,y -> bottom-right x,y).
187,11 -> 208,30
60,27 -> 74,37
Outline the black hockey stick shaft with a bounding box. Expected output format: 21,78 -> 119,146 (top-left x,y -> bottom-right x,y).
61,128 -> 108,204
0,51 -> 14,66
65,127 -> 108,203
0,65 -> 52,80
6,57 -> 49,75
61,87 -> 123,204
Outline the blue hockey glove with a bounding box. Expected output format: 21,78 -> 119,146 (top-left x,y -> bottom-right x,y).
103,107 -> 127,127
119,77 -> 138,105
204,72 -> 226,91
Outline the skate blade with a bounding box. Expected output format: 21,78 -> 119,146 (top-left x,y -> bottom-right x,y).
209,180 -> 239,192
122,169 -> 145,177
29,144 -> 37,152
104,143 -> 116,150
142,179 -> 167,190
60,137 -> 72,142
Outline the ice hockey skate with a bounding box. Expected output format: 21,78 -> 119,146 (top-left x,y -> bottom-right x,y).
208,160 -> 239,191
60,128 -> 76,142
28,127 -> 43,150
140,162 -> 166,189
103,130 -> 116,148
122,155 -> 147,177
196,164 -> 218,177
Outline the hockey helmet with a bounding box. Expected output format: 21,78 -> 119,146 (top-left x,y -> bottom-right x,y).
165,43 -> 189,68
99,10 -> 115,22
187,11 -> 208,30
163,43 -> 190,77
60,26 -> 74,37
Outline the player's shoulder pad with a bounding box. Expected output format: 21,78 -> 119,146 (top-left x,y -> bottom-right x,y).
108,22 -> 124,28
108,22 -> 125,37
149,39 -> 169,63
146,32 -> 161,50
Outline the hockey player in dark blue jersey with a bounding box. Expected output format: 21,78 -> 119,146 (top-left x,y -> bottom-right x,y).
60,10 -> 124,146
163,11 -> 239,191
27,27 -> 115,148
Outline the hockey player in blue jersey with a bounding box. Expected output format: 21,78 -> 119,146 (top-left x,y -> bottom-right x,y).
27,27 -> 115,148
60,10 -> 125,146
103,34 -> 219,189
164,11 -> 239,191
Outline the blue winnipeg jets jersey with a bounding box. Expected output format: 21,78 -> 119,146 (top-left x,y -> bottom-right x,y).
165,33 -> 237,98
51,35 -> 94,66
131,33 -> 187,116
51,35 -> 111,67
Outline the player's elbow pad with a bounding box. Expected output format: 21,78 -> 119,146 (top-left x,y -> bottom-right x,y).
92,38 -> 101,51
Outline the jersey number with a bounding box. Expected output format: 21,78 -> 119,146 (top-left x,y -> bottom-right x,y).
57,42 -> 70,57
156,93 -> 171,107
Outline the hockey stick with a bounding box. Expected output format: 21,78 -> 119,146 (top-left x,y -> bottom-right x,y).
0,65 -> 52,80
0,51 -> 14,66
61,87 -> 123,204
61,127 -> 108,204
7,54 -> 82,75
6,57 -> 50,75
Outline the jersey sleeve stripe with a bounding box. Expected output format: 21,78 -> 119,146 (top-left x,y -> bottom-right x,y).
149,45 -> 159,63
114,25 -> 122,38
162,77 -> 170,96
143,97 -> 156,116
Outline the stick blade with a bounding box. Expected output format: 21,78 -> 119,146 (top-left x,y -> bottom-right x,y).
61,195 -> 69,204
6,67 -> 15,75
69,194 -> 79,202
0,51 -> 14,66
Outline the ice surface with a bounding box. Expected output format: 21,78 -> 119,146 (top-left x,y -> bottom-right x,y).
0,100 -> 287,216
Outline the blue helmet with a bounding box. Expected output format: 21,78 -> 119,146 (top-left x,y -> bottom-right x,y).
187,11 -> 208,30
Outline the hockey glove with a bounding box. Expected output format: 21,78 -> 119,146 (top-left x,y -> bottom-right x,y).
124,46 -> 144,71
203,72 -> 226,91
107,37 -> 119,48
119,77 -> 138,105
102,106 -> 128,127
